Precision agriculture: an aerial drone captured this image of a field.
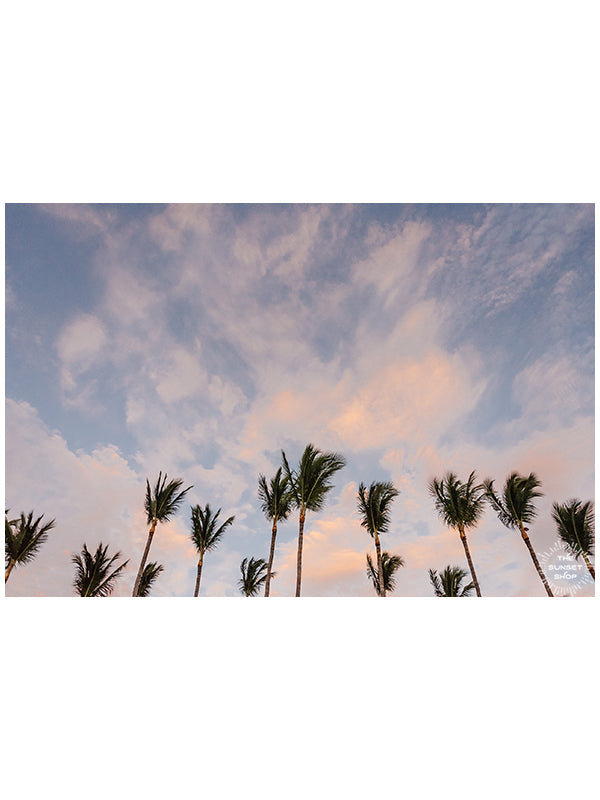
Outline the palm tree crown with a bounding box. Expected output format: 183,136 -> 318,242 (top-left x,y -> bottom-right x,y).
282,443 -> 346,515
135,562 -> 164,597
429,471 -> 486,531
366,551 -> 404,596
5,511 -> 56,583
258,468 -> 293,523
238,557 -> 274,596
258,467 -> 292,596
72,542 -> 129,597
552,499 -> 595,580
357,481 -> 399,538
145,472 -> 193,524
429,566 -> 475,597
190,504 -> 235,556
483,472 -> 542,530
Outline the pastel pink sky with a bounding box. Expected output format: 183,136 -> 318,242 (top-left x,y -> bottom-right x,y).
5,203 -> 595,596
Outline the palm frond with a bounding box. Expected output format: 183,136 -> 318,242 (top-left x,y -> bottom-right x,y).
552,499 -> 595,559
429,471 -> 486,531
5,511 -> 55,569
281,450 -> 301,507
190,503 -> 234,555
484,472 -> 543,530
366,551 -> 404,595
357,481 -> 399,538
72,542 -> 129,597
282,443 -> 346,513
135,561 -> 164,597
429,565 -> 474,597
145,471 -> 193,524
238,556 -> 274,596
258,468 -> 292,523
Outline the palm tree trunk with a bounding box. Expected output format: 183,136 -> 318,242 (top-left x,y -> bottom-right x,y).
265,520 -> 278,597
582,554 -> 595,580
5,559 -> 15,583
459,528 -> 482,597
295,508 -> 306,597
194,554 -> 204,597
132,519 -> 157,597
374,530 -> 386,597
519,525 -> 553,596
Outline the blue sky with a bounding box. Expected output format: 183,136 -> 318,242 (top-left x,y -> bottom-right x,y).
5,203 -> 595,596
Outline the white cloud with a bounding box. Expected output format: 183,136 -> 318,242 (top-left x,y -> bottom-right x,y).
56,314 -> 108,409
57,314 -> 107,365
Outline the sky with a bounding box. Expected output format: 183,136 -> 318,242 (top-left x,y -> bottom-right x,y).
4,202 -> 595,597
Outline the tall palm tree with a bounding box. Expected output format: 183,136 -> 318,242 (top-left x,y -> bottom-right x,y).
190,503 -> 234,596
429,565 -> 475,597
429,471 -> 486,597
135,562 -> 165,597
357,481 -> 399,596
238,557 -> 274,596
258,467 -> 292,596
5,510 -> 56,583
551,499 -> 595,579
72,542 -> 129,597
282,443 -> 346,597
483,472 -> 553,597
366,551 -> 404,596
132,472 -> 192,597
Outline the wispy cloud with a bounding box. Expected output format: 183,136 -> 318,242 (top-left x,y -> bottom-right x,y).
5,203 -> 594,596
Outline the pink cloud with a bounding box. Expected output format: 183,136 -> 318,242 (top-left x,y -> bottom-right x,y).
330,350 -> 485,450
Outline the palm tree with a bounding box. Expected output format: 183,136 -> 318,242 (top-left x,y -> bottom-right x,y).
282,443 -> 346,597
483,472 -> 553,596
135,562 -> 165,597
429,471 -> 486,597
72,542 -> 129,597
357,481 -> 399,597
190,503 -> 234,596
258,467 -> 292,596
5,510 -> 55,583
132,472 -> 192,597
238,557 -> 274,596
366,551 -> 404,596
429,565 -> 475,597
551,499 -> 595,579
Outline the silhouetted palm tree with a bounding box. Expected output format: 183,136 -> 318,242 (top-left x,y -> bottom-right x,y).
5,510 -> 55,583
132,472 -> 192,597
282,443 -> 346,597
429,471 -> 486,596
135,562 -> 165,597
258,468 -> 292,596
483,472 -> 553,596
357,481 -> 399,596
72,542 -> 129,597
366,551 -> 404,596
552,499 -> 595,579
429,565 -> 475,597
238,557 -> 274,596
190,503 -> 234,596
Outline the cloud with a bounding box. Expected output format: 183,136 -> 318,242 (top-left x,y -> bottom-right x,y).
330,349 -> 486,450
5,399 -> 140,596
56,313 -> 108,409
6,204 -> 594,597
37,203 -> 111,237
